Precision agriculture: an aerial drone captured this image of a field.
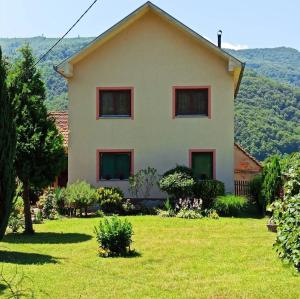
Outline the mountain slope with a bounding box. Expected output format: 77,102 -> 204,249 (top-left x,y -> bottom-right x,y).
0,37 -> 299,160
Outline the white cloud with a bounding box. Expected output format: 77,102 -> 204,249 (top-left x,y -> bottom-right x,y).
221,42 -> 249,50
202,35 -> 249,50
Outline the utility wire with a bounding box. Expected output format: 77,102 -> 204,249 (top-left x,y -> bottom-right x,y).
34,0 -> 98,66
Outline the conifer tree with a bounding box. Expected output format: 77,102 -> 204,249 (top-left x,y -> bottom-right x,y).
9,45 -> 66,234
0,47 -> 16,240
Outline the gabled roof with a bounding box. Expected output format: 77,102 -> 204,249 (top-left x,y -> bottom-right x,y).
55,1 -> 245,97
234,143 -> 262,168
49,112 -> 68,147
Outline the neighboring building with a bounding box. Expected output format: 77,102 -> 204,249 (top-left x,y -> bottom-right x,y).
234,143 -> 262,181
49,112 -> 68,187
55,2 -> 244,198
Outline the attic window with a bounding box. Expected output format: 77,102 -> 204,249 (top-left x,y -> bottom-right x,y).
173,87 -> 211,118
97,88 -> 133,118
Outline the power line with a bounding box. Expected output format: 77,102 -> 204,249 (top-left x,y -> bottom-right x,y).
34,0 -> 98,66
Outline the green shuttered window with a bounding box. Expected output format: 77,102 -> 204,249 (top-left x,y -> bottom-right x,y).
175,89 -> 209,116
191,152 -> 214,180
99,89 -> 131,117
100,152 -> 131,180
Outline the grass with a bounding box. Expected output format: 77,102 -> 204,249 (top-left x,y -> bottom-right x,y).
0,216 -> 299,298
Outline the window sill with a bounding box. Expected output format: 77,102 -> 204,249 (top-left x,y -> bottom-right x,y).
174,115 -> 210,119
98,179 -> 129,182
97,116 -> 132,119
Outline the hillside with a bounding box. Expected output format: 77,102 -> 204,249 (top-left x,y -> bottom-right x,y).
0,37 -> 299,160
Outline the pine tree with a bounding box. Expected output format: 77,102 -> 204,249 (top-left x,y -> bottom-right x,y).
8,45 -> 66,234
0,47 -> 16,240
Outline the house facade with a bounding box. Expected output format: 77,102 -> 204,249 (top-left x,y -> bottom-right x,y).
56,2 -> 244,198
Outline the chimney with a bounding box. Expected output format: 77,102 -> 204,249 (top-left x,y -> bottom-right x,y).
217,30 -> 222,48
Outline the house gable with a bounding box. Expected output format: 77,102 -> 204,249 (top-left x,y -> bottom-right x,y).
56,1 -> 243,97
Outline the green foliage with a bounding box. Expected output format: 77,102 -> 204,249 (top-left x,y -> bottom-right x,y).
249,174 -> 265,213
8,44 -> 66,233
94,216 -> 133,257
193,180 -> 225,209
274,195 -> 300,272
273,160 -> 300,272
39,188 -> 58,220
122,199 -> 136,215
163,165 -> 194,178
157,209 -> 175,217
176,209 -> 202,219
0,46 -> 16,240
213,195 -> 247,216
159,172 -> 195,199
129,167 -> 159,198
65,181 -> 98,216
235,70 -> 300,161
8,196 -> 24,233
262,155 -> 282,205
96,187 -> 124,214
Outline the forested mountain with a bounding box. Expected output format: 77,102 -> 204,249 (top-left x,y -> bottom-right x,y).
0,37 -> 299,160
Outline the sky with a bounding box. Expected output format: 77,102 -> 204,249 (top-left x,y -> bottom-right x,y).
0,0 -> 299,50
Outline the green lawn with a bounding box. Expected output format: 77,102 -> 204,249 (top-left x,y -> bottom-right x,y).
0,216 -> 299,298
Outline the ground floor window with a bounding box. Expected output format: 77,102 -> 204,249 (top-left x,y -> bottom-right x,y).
98,150 -> 133,180
190,150 -> 215,180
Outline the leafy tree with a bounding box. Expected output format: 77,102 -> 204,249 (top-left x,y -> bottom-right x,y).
262,155 -> 282,206
8,45 -> 66,234
0,47 -> 16,240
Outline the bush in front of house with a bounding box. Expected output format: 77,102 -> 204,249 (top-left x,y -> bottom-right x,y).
163,165 -> 194,178
94,216 -> 133,257
39,188 -> 58,220
159,172 -> 195,199
274,162 -> 300,272
213,195 -> 247,216
249,174 -> 265,214
262,155 -> 282,205
65,180 -> 98,217
97,187 -> 124,214
129,167 -> 159,198
176,209 -> 202,219
193,180 -> 225,209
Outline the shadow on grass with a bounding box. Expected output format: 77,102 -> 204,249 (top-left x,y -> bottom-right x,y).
0,283 -> 7,295
100,250 -> 142,259
0,250 -> 59,265
3,232 -> 92,244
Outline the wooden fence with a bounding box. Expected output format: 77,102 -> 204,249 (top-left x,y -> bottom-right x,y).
234,180 -> 250,197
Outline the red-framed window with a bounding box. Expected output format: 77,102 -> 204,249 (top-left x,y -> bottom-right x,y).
96,87 -> 134,119
173,86 -> 211,118
189,149 -> 216,180
96,150 -> 134,181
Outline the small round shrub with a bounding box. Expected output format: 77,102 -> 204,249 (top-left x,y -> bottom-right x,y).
159,172 -> 195,199
39,188 -> 58,220
193,180 -> 225,209
213,195 -> 247,216
94,216 -> 133,257
97,187 -> 124,214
